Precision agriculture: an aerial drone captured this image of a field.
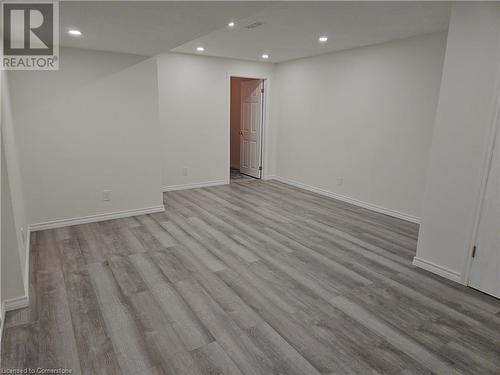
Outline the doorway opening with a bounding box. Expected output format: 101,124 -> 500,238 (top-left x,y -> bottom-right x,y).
230,76 -> 265,183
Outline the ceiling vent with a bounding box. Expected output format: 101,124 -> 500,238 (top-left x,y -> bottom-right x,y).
245,21 -> 266,30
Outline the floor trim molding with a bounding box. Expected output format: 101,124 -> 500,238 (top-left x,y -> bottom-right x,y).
29,205 -> 166,232
412,256 -> 462,283
4,295 -> 30,312
163,180 -> 227,192
270,176 -> 420,224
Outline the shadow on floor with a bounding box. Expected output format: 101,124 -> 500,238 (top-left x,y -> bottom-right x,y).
230,168 -> 257,183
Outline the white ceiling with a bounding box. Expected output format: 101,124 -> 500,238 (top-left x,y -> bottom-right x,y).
60,2 -> 450,62
60,2 -> 274,56
173,2 -> 451,63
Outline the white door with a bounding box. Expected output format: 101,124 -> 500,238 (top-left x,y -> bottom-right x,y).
239,79 -> 263,178
469,122 -> 500,299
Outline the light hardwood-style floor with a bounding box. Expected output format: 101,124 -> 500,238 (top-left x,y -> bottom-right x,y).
2,180 -> 500,374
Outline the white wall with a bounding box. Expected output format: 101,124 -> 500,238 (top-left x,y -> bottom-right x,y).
7,48 -> 164,226
272,32 -> 447,221
156,53 -> 274,189
415,3 -> 500,282
1,147 -> 25,302
1,72 -> 28,305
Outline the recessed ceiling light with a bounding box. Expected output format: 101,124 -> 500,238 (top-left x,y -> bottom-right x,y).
261,54 -> 269,59
318,36 -> 328,43
228,21 -> 235,27
196,46 -> 205,52
68,29 -> 82,36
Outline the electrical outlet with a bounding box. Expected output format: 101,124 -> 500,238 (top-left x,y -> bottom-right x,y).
337,177 -> 344,187
182,167 -> 188,176
102,190 -> 112,202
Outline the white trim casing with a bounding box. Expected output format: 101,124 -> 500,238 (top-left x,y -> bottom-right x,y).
29,205 -> 165,232
227,72 -> 272,183
269,175 -> 420,224
412,256 -> 462,283
163,180 -> 227,192
23,227 -> 31,304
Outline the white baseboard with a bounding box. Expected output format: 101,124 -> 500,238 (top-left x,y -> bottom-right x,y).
4,295 -> 29,312
412,257 -> 462,283
163,180 -> 227,192
270,176 -> 420,224
29,205 -> 165,232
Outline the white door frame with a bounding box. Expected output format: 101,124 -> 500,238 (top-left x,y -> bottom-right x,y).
464,63 -> 500,285
226,72 -> 270,184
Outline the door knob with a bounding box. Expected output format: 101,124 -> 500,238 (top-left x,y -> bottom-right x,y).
239,131 -> 243,135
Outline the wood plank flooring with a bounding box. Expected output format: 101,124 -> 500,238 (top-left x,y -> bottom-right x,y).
2,180 -> 500,374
